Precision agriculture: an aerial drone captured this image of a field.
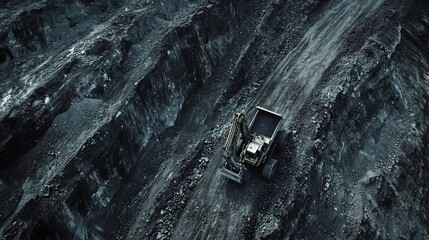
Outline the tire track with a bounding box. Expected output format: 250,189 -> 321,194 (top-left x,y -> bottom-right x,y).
256,0 -> 385,125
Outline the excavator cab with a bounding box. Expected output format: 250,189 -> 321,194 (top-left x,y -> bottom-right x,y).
243,139 -> 263,165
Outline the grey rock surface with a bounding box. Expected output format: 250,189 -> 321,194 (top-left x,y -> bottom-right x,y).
0,0 -> 428,239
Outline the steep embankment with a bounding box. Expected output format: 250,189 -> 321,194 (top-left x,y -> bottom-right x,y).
0,0 -> 428,239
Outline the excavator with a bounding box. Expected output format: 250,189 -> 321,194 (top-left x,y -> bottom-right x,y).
220,106 -> 287,183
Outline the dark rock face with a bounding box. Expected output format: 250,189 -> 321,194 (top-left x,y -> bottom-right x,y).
0,0 -> 428,239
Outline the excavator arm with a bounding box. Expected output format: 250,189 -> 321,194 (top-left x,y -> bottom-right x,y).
220,112 -> 251,183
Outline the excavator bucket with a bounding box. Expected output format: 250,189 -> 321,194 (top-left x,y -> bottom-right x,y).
220,166 -> 244,184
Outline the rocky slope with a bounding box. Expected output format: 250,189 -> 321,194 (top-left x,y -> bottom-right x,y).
0,0 -> 428,239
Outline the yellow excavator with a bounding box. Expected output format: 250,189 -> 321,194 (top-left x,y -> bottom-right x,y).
220,106 -> 287,183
